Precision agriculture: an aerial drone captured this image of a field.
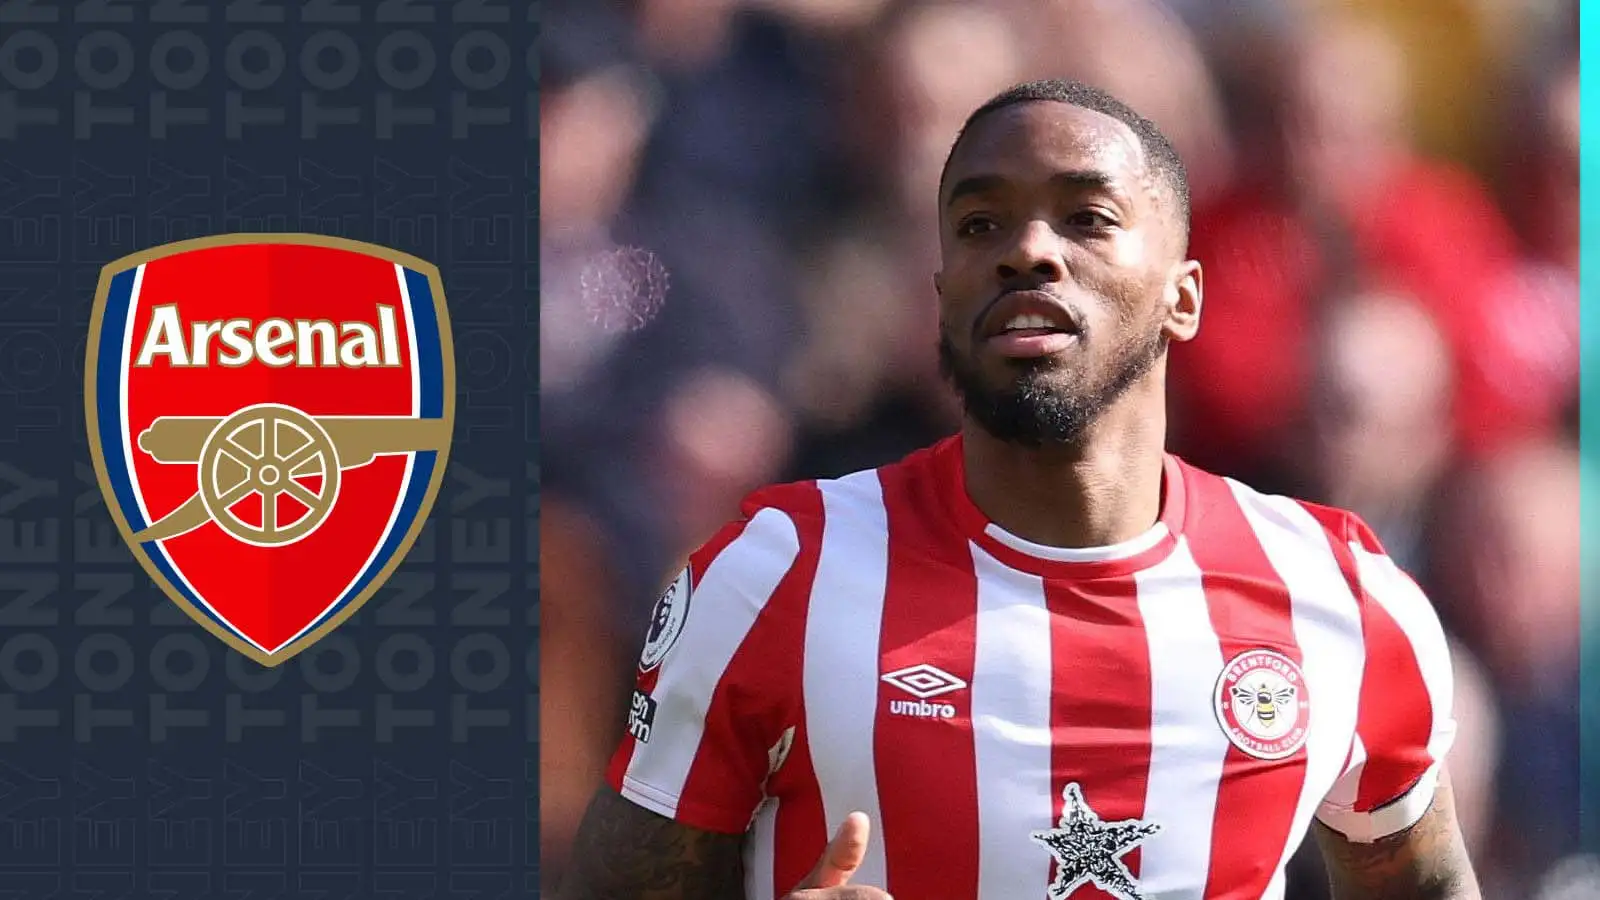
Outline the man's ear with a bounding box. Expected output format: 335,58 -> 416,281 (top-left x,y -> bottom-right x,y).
1162,259 -> 1202,343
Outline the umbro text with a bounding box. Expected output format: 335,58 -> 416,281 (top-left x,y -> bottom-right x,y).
889,698 -> 957,719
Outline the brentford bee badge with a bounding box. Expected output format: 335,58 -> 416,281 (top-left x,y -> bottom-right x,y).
85,235 -> 455,666
1214,649 -> 1311,760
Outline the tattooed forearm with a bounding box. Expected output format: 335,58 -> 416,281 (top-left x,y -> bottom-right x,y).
557,789 -> 747,900
1313,779 -> 1481,900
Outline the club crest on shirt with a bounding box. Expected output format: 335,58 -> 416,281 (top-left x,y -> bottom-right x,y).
1214,649 -> 1311,760
639,567 -> 692,671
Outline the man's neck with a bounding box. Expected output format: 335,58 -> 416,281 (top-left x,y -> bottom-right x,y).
960,387 -> 1167,550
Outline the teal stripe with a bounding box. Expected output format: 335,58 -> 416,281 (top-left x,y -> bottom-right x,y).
1580,0 -> 1600,854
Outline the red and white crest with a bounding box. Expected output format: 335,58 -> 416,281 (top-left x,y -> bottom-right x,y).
1214,649 -> 1311,760
85,235 -> 455,666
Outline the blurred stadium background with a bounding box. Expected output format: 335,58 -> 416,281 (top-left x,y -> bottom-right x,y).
539,0 -> 1586,896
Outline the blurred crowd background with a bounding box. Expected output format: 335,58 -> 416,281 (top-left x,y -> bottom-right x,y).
539,0 -> 1586,896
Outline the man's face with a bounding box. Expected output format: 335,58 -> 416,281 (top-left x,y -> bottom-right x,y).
935,101 -> 1200,446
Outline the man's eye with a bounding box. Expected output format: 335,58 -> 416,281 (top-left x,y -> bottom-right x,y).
957,217 -> 996,237
1069,210 -> 1115,229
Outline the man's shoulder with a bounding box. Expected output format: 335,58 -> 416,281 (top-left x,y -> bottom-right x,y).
1185,464 -> 1438,635
1191,477 -> 1457,715
1177,457 -> 1373,553
729,441 -> 947,542
678,454 -> 926,629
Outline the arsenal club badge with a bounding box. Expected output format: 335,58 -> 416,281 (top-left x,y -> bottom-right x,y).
85,234 -> 455,666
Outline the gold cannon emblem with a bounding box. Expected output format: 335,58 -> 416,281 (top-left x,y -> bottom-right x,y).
133,403 -> 452,547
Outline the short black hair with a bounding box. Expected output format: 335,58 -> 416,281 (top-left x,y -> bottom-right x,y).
941,79 -> 1191,247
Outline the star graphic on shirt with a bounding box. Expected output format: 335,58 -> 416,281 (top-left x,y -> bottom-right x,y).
1030,783 -> 1162,900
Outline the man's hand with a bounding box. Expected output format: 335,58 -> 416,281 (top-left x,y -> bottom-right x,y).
785,813 -> 892,900
556,790 -> 891,900
1314,773 -> 1482,900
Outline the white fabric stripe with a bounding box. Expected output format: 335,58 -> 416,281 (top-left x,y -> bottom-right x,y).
1351,544 -> 1456,764
746,798 -> 780,900
985,521 -> 1169,562
969,543 -> 1055,900
1132,538 -> 1228,900
1227,485 -> 1366,879
620,507 -> 800,816
1331,763 -> 1443,842
1322,734 -> 1369,811
803,473 -> 891,889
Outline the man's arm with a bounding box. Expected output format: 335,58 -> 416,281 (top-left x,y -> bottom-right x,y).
1313,774 -> 1481,900
558,788 -> 747,900
568,504 -> 803,899
1310,512 -> 1477,898
557,789 -> 888,900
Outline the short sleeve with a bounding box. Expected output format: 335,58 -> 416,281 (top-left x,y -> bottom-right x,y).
1315,518 -> 1458,842
604,500 -> 811,834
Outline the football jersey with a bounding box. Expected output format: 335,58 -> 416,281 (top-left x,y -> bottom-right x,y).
606,437 -> 1456,900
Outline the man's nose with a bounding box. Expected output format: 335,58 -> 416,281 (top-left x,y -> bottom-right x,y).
996,219 -> 1066,282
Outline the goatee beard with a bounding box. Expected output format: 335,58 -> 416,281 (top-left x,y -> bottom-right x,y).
938,329 -> 1167,447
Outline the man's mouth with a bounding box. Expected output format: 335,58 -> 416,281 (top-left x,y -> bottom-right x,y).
977,291 -> 1083,358
996,313 -> 1074,337
979,290 -> 1081,338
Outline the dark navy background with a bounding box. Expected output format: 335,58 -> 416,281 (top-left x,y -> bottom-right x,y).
0,2 -> 538,896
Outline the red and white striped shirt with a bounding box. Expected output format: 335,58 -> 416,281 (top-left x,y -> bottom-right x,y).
606,437 -> 1456,900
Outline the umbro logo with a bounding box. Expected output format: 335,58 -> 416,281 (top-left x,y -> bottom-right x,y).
881,664 -> 968,720
882,663 -> 968,699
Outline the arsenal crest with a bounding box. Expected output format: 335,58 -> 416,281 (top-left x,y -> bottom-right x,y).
84,234 -> 456,666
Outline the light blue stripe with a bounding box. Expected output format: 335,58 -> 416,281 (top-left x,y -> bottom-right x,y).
1579,0 -> 1599,854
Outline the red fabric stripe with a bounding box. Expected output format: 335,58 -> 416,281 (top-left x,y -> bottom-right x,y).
872,460 -> 982,899
1043,571 -> 1153,897
1299,504 -> 1436,810
1184,473 -> 1309,899
1349,596 -> 1435,811
770,730 -> 829,896
679,484 -> 827,831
